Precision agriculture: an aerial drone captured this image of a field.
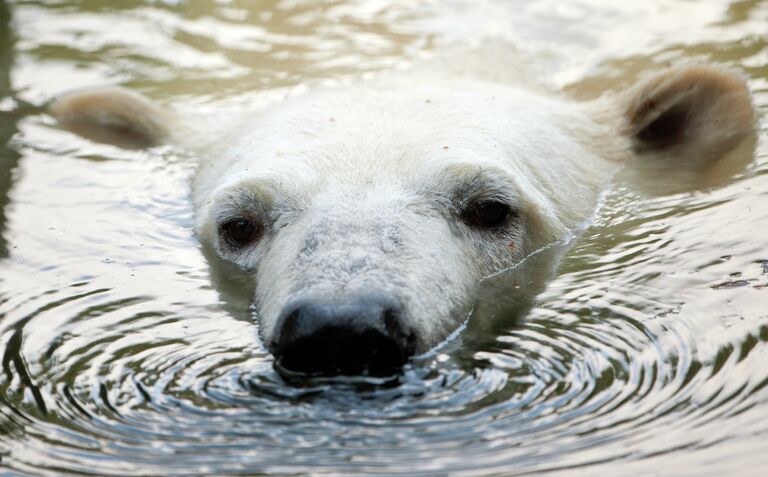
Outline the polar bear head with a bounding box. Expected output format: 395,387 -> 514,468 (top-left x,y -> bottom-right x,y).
51,66 -> 754,376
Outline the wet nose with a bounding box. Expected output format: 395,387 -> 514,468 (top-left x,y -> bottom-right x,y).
270,296 -> 416,377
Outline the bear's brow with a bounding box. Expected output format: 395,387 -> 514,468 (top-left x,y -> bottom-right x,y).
428,163 -> 519,206
215,177 -> 309,227
214,184 -> 274,221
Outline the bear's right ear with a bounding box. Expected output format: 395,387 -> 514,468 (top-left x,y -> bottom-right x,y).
622,66 -> 755,163
49,87 -> 175,149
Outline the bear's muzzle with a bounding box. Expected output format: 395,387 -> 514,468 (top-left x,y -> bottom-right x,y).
269,294 -> 417,377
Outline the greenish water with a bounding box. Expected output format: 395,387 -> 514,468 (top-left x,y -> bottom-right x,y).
0,1 -> 767,476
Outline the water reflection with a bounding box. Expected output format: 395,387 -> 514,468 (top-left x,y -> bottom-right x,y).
0,0 -> 766,476
0,0 -> 18,258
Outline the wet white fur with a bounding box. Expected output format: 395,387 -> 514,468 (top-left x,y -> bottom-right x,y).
190,78 -> 622,350
50,57 -> 753,353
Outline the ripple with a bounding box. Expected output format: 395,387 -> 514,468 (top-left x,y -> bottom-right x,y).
2,268 -> 768,475
2,0 -> 768,475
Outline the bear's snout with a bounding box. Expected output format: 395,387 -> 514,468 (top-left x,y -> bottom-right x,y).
270,294 -> 417,377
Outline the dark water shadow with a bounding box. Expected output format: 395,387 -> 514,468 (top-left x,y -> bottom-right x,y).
0,1 -> 52,443
0,0 -> 19,258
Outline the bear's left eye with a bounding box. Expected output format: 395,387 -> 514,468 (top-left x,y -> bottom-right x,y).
461,200 -> 513,229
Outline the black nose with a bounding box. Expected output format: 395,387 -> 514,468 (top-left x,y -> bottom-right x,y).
270,295 -> 416,377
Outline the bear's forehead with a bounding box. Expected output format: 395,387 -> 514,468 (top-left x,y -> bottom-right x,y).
218,83 -> 576,185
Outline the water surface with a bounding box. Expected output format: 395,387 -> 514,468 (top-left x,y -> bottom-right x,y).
0,1 -> 767,476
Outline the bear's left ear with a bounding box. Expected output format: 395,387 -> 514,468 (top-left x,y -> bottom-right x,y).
622,66 -> 755,162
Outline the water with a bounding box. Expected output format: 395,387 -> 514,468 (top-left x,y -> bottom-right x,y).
0,0 -> 766,475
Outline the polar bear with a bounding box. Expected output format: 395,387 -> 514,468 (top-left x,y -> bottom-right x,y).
49,59 -> 755,377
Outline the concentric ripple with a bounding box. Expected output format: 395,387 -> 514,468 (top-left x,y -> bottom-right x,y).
1,0 -> 768,475
2,212 -> 768,476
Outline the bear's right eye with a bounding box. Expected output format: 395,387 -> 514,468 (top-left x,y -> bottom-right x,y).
220,218 -> 260,247
461,200 -> 513,229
